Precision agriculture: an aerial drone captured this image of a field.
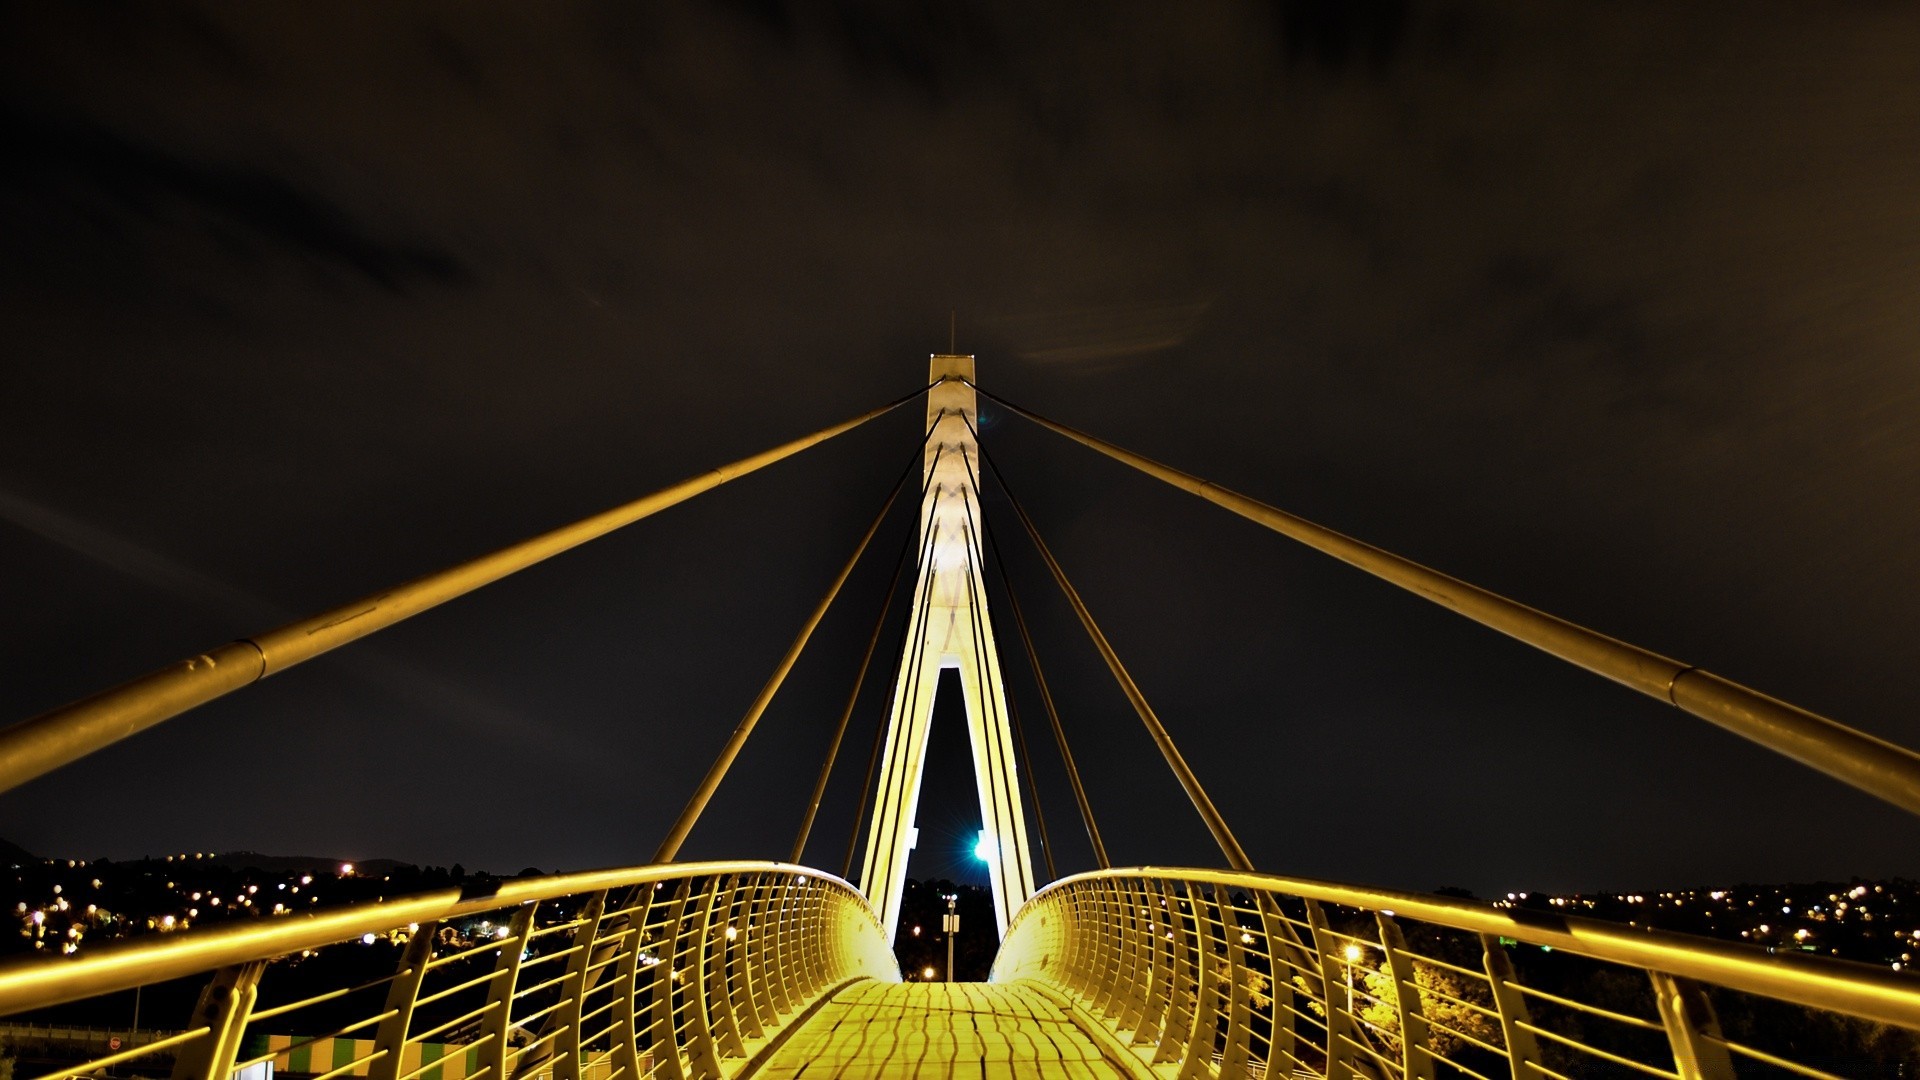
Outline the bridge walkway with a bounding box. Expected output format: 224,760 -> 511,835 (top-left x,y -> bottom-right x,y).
755,980 -> 1137,1080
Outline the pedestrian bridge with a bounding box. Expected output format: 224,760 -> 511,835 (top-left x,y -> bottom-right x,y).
6,361 -> 1920,1079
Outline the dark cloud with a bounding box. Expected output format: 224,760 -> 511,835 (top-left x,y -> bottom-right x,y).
2,1 -> 1919,898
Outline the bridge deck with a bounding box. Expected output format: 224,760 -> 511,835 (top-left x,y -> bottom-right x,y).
757,980 -> 1134,1080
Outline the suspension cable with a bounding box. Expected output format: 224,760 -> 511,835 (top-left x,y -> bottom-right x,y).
968,430 -> 1255,872
0,382 -> 941,796
981,517 -> 1109,868
859,504 -> 949,895
955,506 -> 1032,892
1003,690 -> 1055,881
841,513 -> 941,881
971,382 -> 1920,820
653,423 -> 939,863
789,441 -> 943,864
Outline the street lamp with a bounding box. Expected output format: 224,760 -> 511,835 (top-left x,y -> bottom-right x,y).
1343,944 -> 1362,1013
942,893 -> 960,983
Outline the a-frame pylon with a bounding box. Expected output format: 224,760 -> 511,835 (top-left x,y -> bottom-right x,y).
859,354 -> 1036,943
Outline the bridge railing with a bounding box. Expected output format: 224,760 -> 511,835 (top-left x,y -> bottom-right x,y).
0,862 -> 896,1080
995,868 -> 1920,1080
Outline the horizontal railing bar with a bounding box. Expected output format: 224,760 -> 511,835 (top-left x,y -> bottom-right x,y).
251,969 -> 407,1020
1395,950 -> 1494,986
527,918 -> 592,939
579,996 -> 619,1027
508,996 -> 572,1030
309,1048 -> 387,1080
1410,1045 -> 1500,1080
393,1034 -> 494,1080
1418,1014 -> 1510,1058
512,966 -> 581,999
426,938 -> 516,969
1396,976 -> 1501,1022
1335,1030 -> 1406,1076
505,1021 -> 570,1063
407,999 -> 503,1044
414,968 -> 506,1008
1018,867 -> 1920,1031
1708,1034 -> 1853,1080
233,1010 -> 397,1070
1506,981 -> 1664,1031
1515,1020 -> 1677,1079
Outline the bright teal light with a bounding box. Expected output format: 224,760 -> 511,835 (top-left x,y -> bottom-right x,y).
973,831 -> 996,863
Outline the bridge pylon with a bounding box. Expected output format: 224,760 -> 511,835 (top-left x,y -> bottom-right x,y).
858,354 -> 1035,942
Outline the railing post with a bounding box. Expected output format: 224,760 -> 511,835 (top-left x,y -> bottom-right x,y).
1305,900 -> 1360,1080
1101,879 -> 1135,1020
1479,934 -> 1547,1080
1135,880 -> 1175,1050
368,921 -> 440,1080
647,883 -> 692,1080
723,880 -> 765,1041
169,960 -> 265,1080
1375,914 -> 1435,1080
1254,895 -> 1298,1077
481,904 -> 537,1080
750,878 -> 792,1018
1154,881 -> 1199,1065
607,888 -> 657,1080
1218,890 -> 1254,1080
553,893 -> 606,1080
704,877 -> 748,1059
1115,880 -> 1151,1036
1649,971 -> 1736,1080
681,877 -> 726,1080
1175,883 -> 1224,1080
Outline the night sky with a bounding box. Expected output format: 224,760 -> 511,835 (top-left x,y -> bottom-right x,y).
4,2 -> 1920,901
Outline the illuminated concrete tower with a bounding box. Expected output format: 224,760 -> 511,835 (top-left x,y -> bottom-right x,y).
859,354 -> 1035,943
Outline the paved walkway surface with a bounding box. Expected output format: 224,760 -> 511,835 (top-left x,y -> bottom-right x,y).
755,980 -> 1131,1080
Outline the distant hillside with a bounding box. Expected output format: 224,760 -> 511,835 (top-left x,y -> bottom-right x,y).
207,851 -> 414,876
0,836 -> 37,868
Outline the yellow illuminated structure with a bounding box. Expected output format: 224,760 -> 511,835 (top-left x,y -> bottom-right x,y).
6,362 -> 1920,1079
859,354 -> 1035,942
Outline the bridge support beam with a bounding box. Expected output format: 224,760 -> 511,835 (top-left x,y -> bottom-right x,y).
859,355 -> 1036,943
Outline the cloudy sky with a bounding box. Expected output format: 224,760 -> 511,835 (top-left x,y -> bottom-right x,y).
3,1 -> 1919,898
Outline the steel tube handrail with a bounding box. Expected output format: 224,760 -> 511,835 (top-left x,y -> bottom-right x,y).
0,384 -> 937,795
1007,866 -> 1920,1032
977,383 -> 1920,818
0,859 -> 850,1016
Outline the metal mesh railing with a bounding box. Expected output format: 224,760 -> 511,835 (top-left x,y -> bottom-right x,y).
994,868 -> 1920,1080
0,862 -> 897,1080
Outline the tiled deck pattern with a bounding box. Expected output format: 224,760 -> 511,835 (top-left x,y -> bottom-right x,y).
756,981 -> 1132,1080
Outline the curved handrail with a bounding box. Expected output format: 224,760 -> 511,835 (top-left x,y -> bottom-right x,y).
0,860 -> 881,1015
1000,866 -> 1920,1079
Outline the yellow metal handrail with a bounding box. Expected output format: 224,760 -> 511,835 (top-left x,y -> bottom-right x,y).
996,867 -> 1920,1080
0,862 -> 898,1080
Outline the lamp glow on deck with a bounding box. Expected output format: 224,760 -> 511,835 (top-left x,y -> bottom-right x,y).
974,831 -> 996,863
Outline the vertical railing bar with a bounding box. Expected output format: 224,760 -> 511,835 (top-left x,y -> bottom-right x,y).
1479,933 -> 1547,1080
368,921 -> 440,1080
1377,913 -> 1435,1080
1219,889 -> 1255,1080
1648,971 -> 1736,1080
1155,881 -> 1198,1065
481,905 -> 538,1080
